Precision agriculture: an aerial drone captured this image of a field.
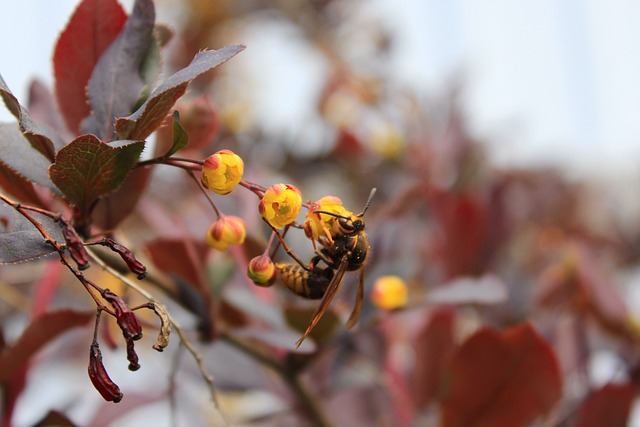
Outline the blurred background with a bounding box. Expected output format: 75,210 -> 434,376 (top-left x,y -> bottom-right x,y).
3,0 -> 640,174
3,1 -> 640,426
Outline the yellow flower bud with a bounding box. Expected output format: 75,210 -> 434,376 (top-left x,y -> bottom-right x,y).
303,195 -> 348,243
205,216 -> 246,251
371,275 -> 408,310
258,184 -> 303,229
247,255 -> 276,287
201,149 -> 244,195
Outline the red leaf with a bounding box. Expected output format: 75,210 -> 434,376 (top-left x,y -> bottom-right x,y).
144,237 -> 209,290
430,190 -> 491,278
144,237 -> 216,339
28,79 -> 68,137
92,165 -> 153,230
439,323 -> 562,427
53,0 -> 127,134
574,383 -> 636,427
412,308 -> 455,408
0,310 -> 93,382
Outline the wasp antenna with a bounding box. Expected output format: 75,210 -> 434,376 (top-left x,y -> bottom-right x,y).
313,210 -> 350,220
358,188 -> 377,217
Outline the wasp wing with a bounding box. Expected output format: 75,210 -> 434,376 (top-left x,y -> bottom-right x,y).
345,269 -> 364,329
295,255 -> 349,348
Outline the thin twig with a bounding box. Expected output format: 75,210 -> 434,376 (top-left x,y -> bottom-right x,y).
85,247 -> 232,427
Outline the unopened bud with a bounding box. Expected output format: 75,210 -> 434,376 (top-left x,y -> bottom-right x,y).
88,341 -> 123,403
247,255 -> 276,287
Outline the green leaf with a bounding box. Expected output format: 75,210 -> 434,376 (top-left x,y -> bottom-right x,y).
164,110 -> 189,158
48,134 -> 144,214
115,45 -> 245,140
0,75 -> 65,161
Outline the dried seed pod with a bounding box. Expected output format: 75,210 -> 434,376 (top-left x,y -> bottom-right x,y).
149,302 -> 171,352
60,219 -> 89,270
126,338 -> 140,371
102,289 -> 143,341
102,238 -> 147,279
88,341 -> 123,403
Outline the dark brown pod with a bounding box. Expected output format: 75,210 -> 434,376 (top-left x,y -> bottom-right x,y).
102,289 -> 143,341
88,342 -> 123,403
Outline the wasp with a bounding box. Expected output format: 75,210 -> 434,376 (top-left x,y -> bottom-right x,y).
276,189 -> 375,347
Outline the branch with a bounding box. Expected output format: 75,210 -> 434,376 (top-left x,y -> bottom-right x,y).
85,247 -> 231,426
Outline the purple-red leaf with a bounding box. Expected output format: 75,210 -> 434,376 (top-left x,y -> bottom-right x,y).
84,0 -> 156,140
0,205 -> 64,264
412,308 -> 455,409
0,160 -> 44,207
28,79 -> 68,137
0,122 -> 56,190
573,383 -> 636,427
92,165 -> 152,230
439,322 -> 562,427
115,45 -> 245,140
0,310 -> 93,382
48,134 -> 145,214
53,0 -> 127,134
0,75 -> 65,161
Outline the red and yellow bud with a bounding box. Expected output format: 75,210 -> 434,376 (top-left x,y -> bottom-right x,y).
205,216 -> 246,251
258,184 -> 303,229
201,149 -> 244,195
371,275 -> 408,310
303,195 -> 348,244
247,255 -> 276,287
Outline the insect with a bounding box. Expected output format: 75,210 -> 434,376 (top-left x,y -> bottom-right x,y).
276,189 -> 375,347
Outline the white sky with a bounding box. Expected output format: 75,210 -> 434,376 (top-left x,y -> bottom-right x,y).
2,0 -> 640,176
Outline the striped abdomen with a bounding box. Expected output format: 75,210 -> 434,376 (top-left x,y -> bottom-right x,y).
276,263 -> 334,300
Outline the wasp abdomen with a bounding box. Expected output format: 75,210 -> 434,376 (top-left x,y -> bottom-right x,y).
276,263 -> 334,300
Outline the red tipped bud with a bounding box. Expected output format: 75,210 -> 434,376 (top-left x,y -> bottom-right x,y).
205,216 -> 246,251
88,341 -> 123,403
102,289 -> 143,341
201,149 -> 244,195
247,255 -> 276,287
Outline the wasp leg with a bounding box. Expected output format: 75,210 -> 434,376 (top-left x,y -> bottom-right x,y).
295,254 -> 349,348
263,218 -> 311,270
